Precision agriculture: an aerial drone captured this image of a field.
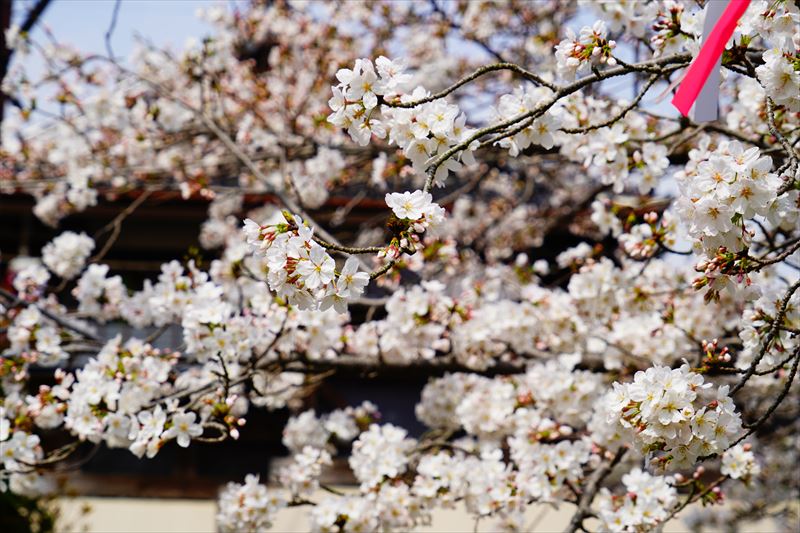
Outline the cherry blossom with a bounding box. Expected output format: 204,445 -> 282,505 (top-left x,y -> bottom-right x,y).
41,232 -> 95,280
0,1 -> 798,531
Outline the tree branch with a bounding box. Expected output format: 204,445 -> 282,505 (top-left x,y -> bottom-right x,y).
565,447 -> 627,533
0,287 -> 100,342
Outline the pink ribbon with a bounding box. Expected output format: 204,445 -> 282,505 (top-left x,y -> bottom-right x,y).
671,0 -> 751,117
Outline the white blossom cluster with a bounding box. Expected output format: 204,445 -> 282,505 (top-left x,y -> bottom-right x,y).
752,0 -> 800,112
619,211 -> 680,260
593,198 -> 682,260
73,264 -> 125,322
10,260 -> 50,301
349,282 -> 455,365
307,436 -> 593,531
1,430 -> 52,497
555,21 -> 617,79
342,255 -> 734,372
491,85 -> 562,156
282,402 -> 379,455
416,358 -> 602,440
558,96 -> 670,194
292,148 -> 347,209
6,306 -> 68,367
596,468 -> 677,532
757,48 -> 800,112
605,365 -> 743,469
328,56 -> 478,187
2,329 -> 216,462
310,487 -> 426,533
61,336 -> 192,455
249,371 -> 305,410
650,1 -> 694,57
41,231 -> 95,279
509,439 -> 593,503
721,443 -> 761,480
383,190 -> 446,257
242,214 -> 369,313
676,141 -> 785,253
384,190 -> 444,225
327,57 -> 411,144
278,446 -> 332,500
737,279 -> 800,370
216,474 -> 286,532
674,139 -> 796,297
349,423 -> 416,489
199,193 -> 243,250
585,0 -> 655,38
2,0 -> 799,530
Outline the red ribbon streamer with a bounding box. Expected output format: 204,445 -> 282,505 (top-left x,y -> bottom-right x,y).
671,0 -> 751,117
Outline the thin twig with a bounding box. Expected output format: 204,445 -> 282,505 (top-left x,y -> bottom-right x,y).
561,74 -> 659,134
0,287 -> 100,341
565,447 -> 627,533
102,56 -> 379,273
731,280 -> 800,396
422,53 -> 691,191
90,189 -> 153,263
104,0 -> 122,59
735,346 -> 800,445
384,63 -> 557,109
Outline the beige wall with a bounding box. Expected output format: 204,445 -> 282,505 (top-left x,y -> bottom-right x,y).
56,494 -> 783,533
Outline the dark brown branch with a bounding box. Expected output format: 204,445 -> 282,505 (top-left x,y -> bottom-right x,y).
560,74 -> 659,135
750,238 -> 800,271
732,346 -> 800,447
422,53 -> 692,191
384,62 -> 557,109
731,279 -> 800,396
90,189 -> 153,263
566,447 -> 627,533
0,287 -> 100,341
0,0 -> 52,136
104,0 -> 122,58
